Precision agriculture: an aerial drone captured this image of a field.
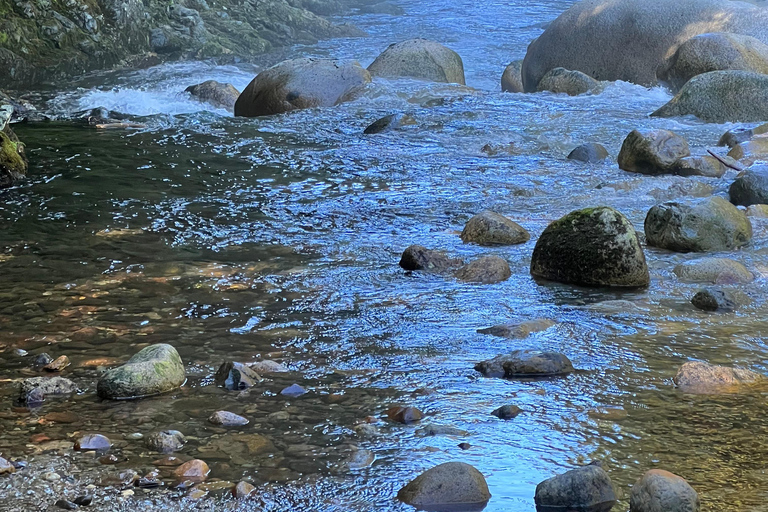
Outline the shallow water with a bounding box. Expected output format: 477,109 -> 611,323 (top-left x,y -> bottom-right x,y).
3,0 -> 768,510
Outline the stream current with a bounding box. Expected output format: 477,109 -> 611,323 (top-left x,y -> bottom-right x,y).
3,0 -> 768,510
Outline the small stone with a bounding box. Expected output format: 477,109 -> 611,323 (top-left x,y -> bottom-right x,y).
215,362 -> 262,390
0,457 -> 15,475
363,113 -> 417,134
187,489 -> 208,500
399,245 -> 463,272
209,411 -> 249,426
153,456 -> 184,467
475,350 -> 574,378
460,210 -> 530,246
386,406 -> 424,424
73,495 -> 93,506
630,469 -> 699,512
477,319 -> 557,339
535,464 -> 616,511
421,424 -> 468,436
124,433 -> 143,441
501,60 -> 524,93
44,471 -> 61,482
568,142 -> 610,163
673,257 -> 753,284
458,442 -> 471,450
280,384 -> 306,397
98,454 -> 119,465
397,462 -> 491,508
145,430 -> 186,454
233,481 -> 256,499
353,424 -> 378,437
173,459 -> 210,482
491,405 -> 522,420
455,255 -> 512,284
13,348 -> 27,357
75,434 -> 111,451
55,500 -> 78,510
691,288 -> 737,312
120,490 -> 134,498
43,355 -> 70,372
137,470 -> 162,489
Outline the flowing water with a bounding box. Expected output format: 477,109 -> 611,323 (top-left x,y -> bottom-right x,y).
3,0 -> 768,510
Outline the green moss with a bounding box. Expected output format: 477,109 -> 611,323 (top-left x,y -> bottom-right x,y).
0,130 -> 26,176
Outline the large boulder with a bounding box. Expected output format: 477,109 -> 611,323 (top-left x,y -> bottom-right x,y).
535,464 -> 617,512
673,257 -> 753,284
367,39 -> 466,85
617,129 -> 690,175
652,71 -> 768,123
536,67 -> 599,96
673,361 -> 763,394
397,462 -> 491,509
659,33 -> 768,91
520,0 -> 768,92
729,164 -> 768,206
97,344 -> 186,399
530,206 -> 650,288
185,80 -> 241,110
475,350 -> 574,379
0,104 -> 27,188
630,470 -> 699,512
644,197 -> 752,252
461,210 -> 530,246
234,58 -> 371,117
501,60 -> 524,93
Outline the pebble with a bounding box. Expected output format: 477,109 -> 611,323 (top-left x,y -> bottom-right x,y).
249,360 -> 288,373
209,411 -> 249,426
98,454 -> 119,465
386,406 -> 424,424
73,495 -> 93,506
13,348 -> 27,357
491,404 -> 522,420
120,490 -> 134,498
44,471 -> 62,481
233,480 -> 256,499
458,443 -> 471,450
74,434 -> 111,451
44,355 -> 71,372
173,459 -> 210,482
124,433 -> 143,440
280,384 -> 307,397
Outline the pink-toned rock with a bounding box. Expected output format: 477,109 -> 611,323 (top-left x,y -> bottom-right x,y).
174,459 -> 210,482
673,361 -> 764,394
233,481 -> 256,499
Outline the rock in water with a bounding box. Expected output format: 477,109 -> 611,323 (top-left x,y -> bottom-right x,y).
367,39 -> 466,84
97,344 -> 185,400
478,318 -> 557,339
145,430 -> 186,454
234,58 -> 371,117
658,33 -> 768,91
475,350 -> 574,378
491,405 -> 521,420
0,104 -> 28,188
673,361 -> 763,394
536,67 -> 599,95
530,206 -> 650,288
19,376 -> 77,405
568,143 -> 609,163
363,113 -> 417,134
386,406 -> 424,424
75,434 -> 111,451
652,71 -> 768,123
174,459 -> 210,482
209,411 -> 249,426
535,464 -> 617,512
461,210 -> 530,246
185,80 -> 241,110
455,256 -> 512,284
520,0 -> 768,91
399,245 -> 463,271
674,257 -> 753,284
673,156 -> 725,178
397,462 -> 491,509
501,60 -> 524,93
691,288 -> 737,311
630,470 -> 700,512
644,197 -> 752,252
719,123 -> 768,147
215,362 -> 262,390
617,129 -> 690,175
729,164 -> 768,206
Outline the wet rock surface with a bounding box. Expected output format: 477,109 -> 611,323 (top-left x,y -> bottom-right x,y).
460,210 -> 530,246
97,344 -> 186,400
491,404 -> 521,420
536,67 -> 599,96
185,80 -> 240,110
216,361 -> 262,390
673,361 -> 764,394
209,411 -> 249,426
399,244 -> 463,272
501,60 -> 524,93
367,38 -> 466,84
630,469 -> 700,512
19,376 -> 78,405
568,142 -> 609,163
397,462 -> 491,509
535,464 -> 617,512
691,288 -> 737,311
618,129 -> 690,175
730,164 -> 768,206
455,255 -> 512,284
673,257 -> 753,283
363,113 -> 417,134
475,350 -> 574,379
145,430 -> 187,454
477,318 -> 557,339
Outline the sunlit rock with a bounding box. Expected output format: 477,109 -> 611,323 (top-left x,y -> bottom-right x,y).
535,464 -> 616,512
209,411 -> 249,426
630,470 -> 699,512
397,462 -> 491,509
536,67 -> 599,95
475,350 -> 574,379
386,406 -> 423,424
97,344 -> 185,399
673,257 -> 753,284
618,129 -> 690,175
368,39 -> 466,85
673,361 -> 764,394
461,210 -> 530,246
727,139 -> 768,166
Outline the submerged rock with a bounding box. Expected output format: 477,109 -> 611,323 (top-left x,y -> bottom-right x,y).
673,257 -> 753,284
477,318 -> 557,339
363,113 -> 417,134
455,256 -> 512,284
233,481 -> 256,499
536,67 -> 599,95
386,406 -> 424,424
234,58 -> 370,117
216,362 -> 262,390
19,376 -> 77,405
397,462 -> 491,509
630,469 -> 700,512
145,430 -> 186,454
530,206 -> 650,288
644,197 -> 752,252
673,361 -> 764,394
399,245 -> 463,272
209,411 -> 249,426
368,39 -> 466,85
249,360 -> 288,373
357,2 -> 404,15
535,464 -> 617,512
568,143 -> 609,163
475,350 -> 574,378
185,80 -> 240,110
74,434 -> 111,451
691,288 -> 737,311
617,129 -> 690,175
501,60 -> 524,93
461,210 -> 530,246
491,404 -> 521,420
97,344 -> 185,399
729,164 -> 768,206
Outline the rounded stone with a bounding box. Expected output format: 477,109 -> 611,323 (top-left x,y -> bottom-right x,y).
386,406 -> 424,424
97,344 -> 185,400
233,481 -> 256,499
209,411 -> 249,426
19,376 -> 77,405
729,164 -> 768,206
397,462 -> 491,509
368,39 -> 465,85
673,361 -> 763,394
461,210 -> 530,246
491,405 -> 521,420
618,129 -> 690,175
535,464 -> 617,512
530,206 -> 650,288
475,350 -> 574,379
536,67 -> 599,95
174,459 -> 210,482
455,256 -> 512,284
691,288 -> 737,312
673,257 -> 753,284
75,434 -> 111,451
145,430 -> 186,454
568,143 -> 609,163
185,80 -> 240,110
399,245 -> 463,272
363,113 -> 417,134
630,469 -> 700,512
501,60 -> 524,93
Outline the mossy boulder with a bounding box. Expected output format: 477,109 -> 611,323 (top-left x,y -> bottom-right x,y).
461,210 -> 529,246
97,344 -> 186,400
536,67 -> 599,95
618,129 -> 690,175
397,462 -> 491,509
530,206 -> 650,288
644,197 -> 752,252
0,105 -> 27,188
234,58 -> 370,117
367,39 -> 466,85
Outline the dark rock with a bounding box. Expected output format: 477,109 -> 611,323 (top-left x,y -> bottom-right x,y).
74,434 -> 111,451
421,424 -> 468,436
674,257 -> 753,283
475,350 -> 574,378
535,464 -> 616,512
691,288 -> 737,311
185,80 -> 240,110
97,344 -> 185,400
235,58 -> 371,117
719,124 -> 768,147
215,361 -> 262,390
363,113 -> 416,134
397,462 -> 491,509
630,469 -> 700,512
461,210 -> 530,246
530,206 -> 650,288
478,319 -> 557,339
145,430 -> 186,454
19,376 -> 77,405
455,256 -> 512,284
386,406 -> 424,424
644,197 -> 752,252
730,164 -> 768,206
568,143 -> 609,163
73,495 -> 93,506
399,245 -> 463,272
536,67 -> 599,95
501,60 -> 524,93
209,411 -> 249,426
618,129 -> 690,175
32,353 -> 54,367
55,500 -> 78,510
280,383 -> 306,396
673,361 -> 763,394
458,442 -> 471,450
368,38 -> 465,84
491,405 -> 521,420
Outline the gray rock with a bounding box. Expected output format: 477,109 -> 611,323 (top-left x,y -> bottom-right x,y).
520,0 -> 768,92
19,376 -> 77,405
215,361 -> 262,390
420,424 -> 468,436
691,288 -> 737,311
727,138 -> 768,166
501,60 -> 524,93
536,67 -> 599,95
399,245 -> 463,272
97,344 -> 185,400
644,196 -> 752,252
659,32 -> 768,91
0,107 -> 28,189
209,411 -> 249,426
234,58 -> 371,117
461,210 -> 530,246
363,113 -> 416,134
185,80 -> 240,110
145,430 -> 186,454
477,318 -> 557,339
568,143 -> 609,163
730,164 -> 768,206
674,257 -> 753,284
673,156 -> 725,178
455,256 -> 512,284
491,404 -> 521,420
618,129 -> 690,175
530,206 -> 650,288
368,39 -> 466,85
475,350 -> 574,378
535,464 -> 617,512
719,123 -> 768,147
630,470 -> 700,512
397,462 -> 491,509
652,71 -> 768,123
673,361 -> 763,394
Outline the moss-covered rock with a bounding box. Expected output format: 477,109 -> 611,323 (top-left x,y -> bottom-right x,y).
97,343 -> 185,400
0,104 -> 27,188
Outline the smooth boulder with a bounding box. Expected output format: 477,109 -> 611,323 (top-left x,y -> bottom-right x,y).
397,462 -> 491,509
729,164 -> 768,206
185,80 -> 240,110
501,60 -> 524,93
674,257 -> 753,284
630,470 -> 699,512
455,256 -> 512,284
644,197 -> 752,252
234,58 -> 371,117
475,350 -> 574,379
673,361 -> 763,394
530,206 -> 650,288
367,39 -> 466,85
568,143 -> 609,163
535,464 -> 617,512
399,245 -> 463,272
461,210 -> 530,246
536,67 -> 599,95
652,71 -> 768,123
617,129 -> 690,175
97,344 -> 186,400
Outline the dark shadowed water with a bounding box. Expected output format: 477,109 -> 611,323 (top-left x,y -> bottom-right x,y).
3,0 -> 768,511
